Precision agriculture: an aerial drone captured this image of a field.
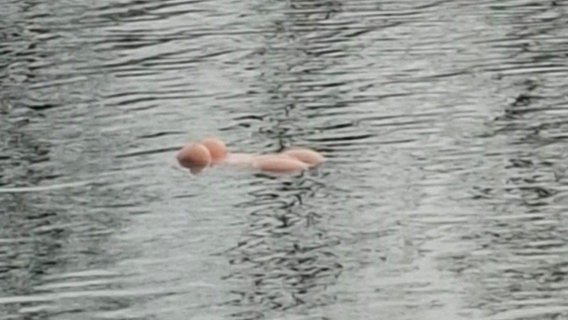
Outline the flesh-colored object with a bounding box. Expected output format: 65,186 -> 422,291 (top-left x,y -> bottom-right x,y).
281,147 -> 325,166
176,137 -> 323,174
176,143 -> 211,173
251,154 -> 310,173
223,153 -> 256,166
200,137 -> 227,163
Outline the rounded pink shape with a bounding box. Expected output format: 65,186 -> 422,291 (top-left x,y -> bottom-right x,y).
200,137 -> 227,163
176,143 -> 212,172
281,148 -> 325,166
252,154 -> 309,173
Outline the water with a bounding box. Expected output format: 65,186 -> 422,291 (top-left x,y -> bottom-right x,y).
1,0 -> 568,319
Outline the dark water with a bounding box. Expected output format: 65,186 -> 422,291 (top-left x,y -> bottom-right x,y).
2,0 -> 568,319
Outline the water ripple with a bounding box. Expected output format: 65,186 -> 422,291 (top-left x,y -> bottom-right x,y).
2,0 -> 568,319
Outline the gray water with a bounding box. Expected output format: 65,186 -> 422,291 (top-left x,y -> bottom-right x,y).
1,0 -> 568,319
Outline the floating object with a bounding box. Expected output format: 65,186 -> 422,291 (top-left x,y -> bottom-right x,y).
281,147 -> 325,166
223,153 -> 255,166
176,137 -> 324,174
252,154 -> 310,173
176,143 -> 211,173
200,137 -> 227,163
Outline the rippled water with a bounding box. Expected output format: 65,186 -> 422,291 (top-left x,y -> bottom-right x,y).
2,0 -> 568,319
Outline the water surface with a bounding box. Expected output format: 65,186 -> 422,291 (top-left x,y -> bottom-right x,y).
2,0 -> 568,319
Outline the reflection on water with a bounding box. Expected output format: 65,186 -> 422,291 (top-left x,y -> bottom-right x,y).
2,0 -> 568,319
